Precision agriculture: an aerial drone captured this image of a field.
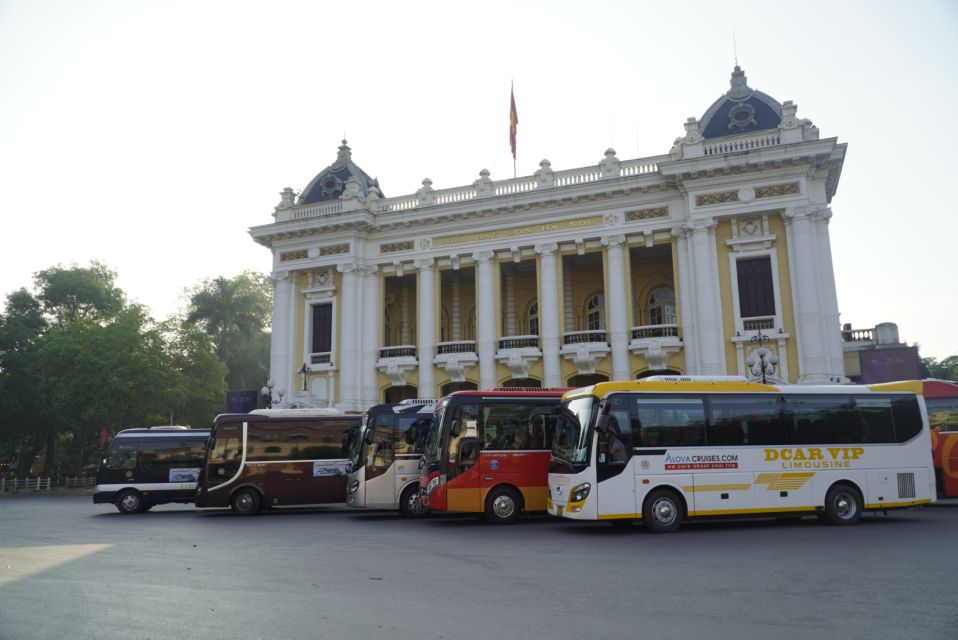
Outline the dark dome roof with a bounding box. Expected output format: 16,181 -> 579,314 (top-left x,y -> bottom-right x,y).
700,66 -> 782,140
299,140 -> 382,205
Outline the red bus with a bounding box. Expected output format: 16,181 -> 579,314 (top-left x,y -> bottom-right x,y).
926,379 -> 958,497
419,388 -> 568,524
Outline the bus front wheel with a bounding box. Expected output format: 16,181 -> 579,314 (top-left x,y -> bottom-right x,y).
231,488 -> 262,516
823,483 -> 862,526
116,489 -> 144,514
643,488 -> 685,534
399,484 -> 428,518
485,486 -> 522,525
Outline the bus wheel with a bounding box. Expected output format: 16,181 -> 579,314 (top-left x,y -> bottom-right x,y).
643,489 -> 685,534
485,486 -> 522,525
399,484 -> 428,518
231,488 -> 262,516
116,490 -> 144,514
823,483 -> 862,526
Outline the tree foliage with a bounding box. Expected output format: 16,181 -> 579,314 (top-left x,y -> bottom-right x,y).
922,355 -> 958,382
0,262 -> 238,475
185,272 -> 271,390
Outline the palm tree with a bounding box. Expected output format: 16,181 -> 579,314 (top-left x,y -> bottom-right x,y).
186,273 -> 271,388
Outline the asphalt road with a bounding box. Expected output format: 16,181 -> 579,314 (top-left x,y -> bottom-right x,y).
0,495 -> 955,640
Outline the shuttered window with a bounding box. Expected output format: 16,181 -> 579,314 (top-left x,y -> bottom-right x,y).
736,257 -> 775,318
311,303 -> 332,353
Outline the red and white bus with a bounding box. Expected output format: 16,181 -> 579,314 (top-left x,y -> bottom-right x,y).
925,379 -> 958,497
419,388 -> 568,524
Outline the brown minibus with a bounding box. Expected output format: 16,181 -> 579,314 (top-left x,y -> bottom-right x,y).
195,408 -> 361,515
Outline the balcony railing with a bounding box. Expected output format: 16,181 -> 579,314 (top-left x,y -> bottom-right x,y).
631,324 -> 680,340
498,335 -> 540,350
310,352 -> 332,365
842,328 -> 875,343
436,340 -> 476,355
563,330 -> 609,346
379,345 -> 417,359
742,316 -> 775,331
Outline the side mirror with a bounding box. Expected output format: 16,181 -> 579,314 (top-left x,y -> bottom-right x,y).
363,428 -> 376,445
450,418 -> 462,438
596,403 -> 611,432
456,437 -> 480,469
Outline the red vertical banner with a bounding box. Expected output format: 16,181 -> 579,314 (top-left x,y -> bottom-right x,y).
509,85 -> 519,160
98,428 -> 111,448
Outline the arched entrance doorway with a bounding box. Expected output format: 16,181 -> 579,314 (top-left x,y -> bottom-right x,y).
567,373 -> 609,388
636,369 -> 681,379
384,385 -> 419,404
440,381 -> 477,396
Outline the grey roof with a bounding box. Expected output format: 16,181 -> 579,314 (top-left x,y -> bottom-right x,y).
299,140 -> 383,205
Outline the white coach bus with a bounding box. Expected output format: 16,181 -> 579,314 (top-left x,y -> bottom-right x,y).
547,378 -> 934,533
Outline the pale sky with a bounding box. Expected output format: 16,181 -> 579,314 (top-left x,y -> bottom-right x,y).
1,0 -> 956,360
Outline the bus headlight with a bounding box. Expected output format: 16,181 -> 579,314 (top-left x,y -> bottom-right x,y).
571,483 -> 591,503
425,476 -> 441,495
348,480 -> 360,495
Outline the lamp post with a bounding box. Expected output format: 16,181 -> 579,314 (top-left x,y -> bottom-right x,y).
260,379 -> 274,409
299,362 -> 310,392
746,331 -> 779,384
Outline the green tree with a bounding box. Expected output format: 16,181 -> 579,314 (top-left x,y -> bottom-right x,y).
164,322 -> 228,428
34,261 -> 124,325
0,289 -> 50,474
922,355 -> 958,381
185,272 -> 271,390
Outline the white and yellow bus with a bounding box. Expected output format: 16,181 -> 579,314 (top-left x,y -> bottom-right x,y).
547,377 -> 935,533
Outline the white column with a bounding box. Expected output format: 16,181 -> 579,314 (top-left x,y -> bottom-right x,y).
537,243 -> 562,388
416,258 -> 437,399
671,227 -> 698,375
473,251 -> 497,389
361,265 -> 380,406
451,272 -> 462,342
812,208 -> 848,382
337,262 -> 360,410
603,235 -> 631,381
400,278 -> 412,345
690,218 -> 724,374
784,206 -> 828,383
504,266 -> 517,337
269,270 -> 294,404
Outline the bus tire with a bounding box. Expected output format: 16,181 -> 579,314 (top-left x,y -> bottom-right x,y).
116,489 -> 144,514
642,488 -> 685,534
485,486 -> 522,525
823,483 -> 862,526
230,488 -> 262,516
399,484 -> 428,518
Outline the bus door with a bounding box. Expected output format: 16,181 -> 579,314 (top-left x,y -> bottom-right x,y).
101,438 -> 148,486
445,403 -> 482,512
593,394 -> 634,518
205,422 -> 245,492
394,415 -> 429,498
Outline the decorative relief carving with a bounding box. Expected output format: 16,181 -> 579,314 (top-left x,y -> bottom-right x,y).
626,206 -> 668,221
433,216 -> 603,248
320,243 -> 350,256
280,250 -> 308,262
755,182 -> 800,199
380,241 -> 414,254
695,191 -> 739,206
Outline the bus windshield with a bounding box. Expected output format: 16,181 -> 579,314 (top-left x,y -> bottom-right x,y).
423,402 -> 446,463
351,413 -> 371,470
553,396 -> 595,465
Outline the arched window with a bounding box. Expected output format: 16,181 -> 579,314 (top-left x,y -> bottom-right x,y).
585,293 -> 605,331
526,299 -> 539,336
648,287 -> 676,326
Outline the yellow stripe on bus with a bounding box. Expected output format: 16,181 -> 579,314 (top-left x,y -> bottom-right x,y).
866,380 -> 923,395
681,484 -> 752,493
865,499 -> 931,509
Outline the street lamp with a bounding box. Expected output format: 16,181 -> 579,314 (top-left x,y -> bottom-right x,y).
260,379 -> 274,409
746,331 -> 779,384
299,362 -> 310,392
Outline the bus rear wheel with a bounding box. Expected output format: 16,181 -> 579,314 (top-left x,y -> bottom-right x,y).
399,484 -> 428,518
231,488 -> 262,516
116,489 -> 144,514
823,483 -> 862,526
485,486 -> 522,525
642,488 -> 685,534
